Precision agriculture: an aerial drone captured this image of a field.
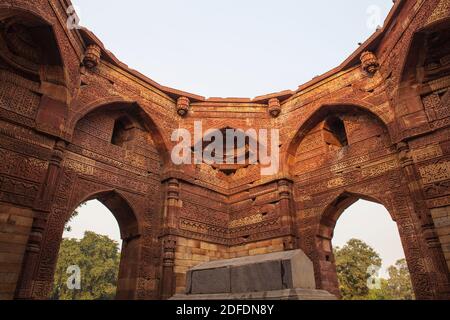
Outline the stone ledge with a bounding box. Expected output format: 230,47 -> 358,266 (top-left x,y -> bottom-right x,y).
171,288 -> 337,300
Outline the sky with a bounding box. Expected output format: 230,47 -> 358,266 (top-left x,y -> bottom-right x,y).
64,1 -> 404,277
71,0 -> 393,98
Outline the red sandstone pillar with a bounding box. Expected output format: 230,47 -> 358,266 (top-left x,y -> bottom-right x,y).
278,179 -> 296,242
160,236 -> 177,300
15,140 -> 66,299
160,178 -> 181,299
397,142 -> 450,299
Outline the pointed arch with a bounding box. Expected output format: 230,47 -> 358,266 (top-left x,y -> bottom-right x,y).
68,97 -> 170,163
313,190 -> 400,298
22,186 -> 146,300
399,16 -> 450,85
317,191 -> 384,240
0,5 -> 67,83
285,102 -> 392,171
397,17 -> 450,125
66,188 -> 142,241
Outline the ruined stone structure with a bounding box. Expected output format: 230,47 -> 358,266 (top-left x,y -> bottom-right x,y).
0,0 -> 449,300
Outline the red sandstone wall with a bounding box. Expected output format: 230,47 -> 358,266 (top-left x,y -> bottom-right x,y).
0,0 -> 448,300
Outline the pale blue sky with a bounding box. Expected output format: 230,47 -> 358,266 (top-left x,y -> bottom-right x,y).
71,0 -> 392,98
65,1 -> 404,276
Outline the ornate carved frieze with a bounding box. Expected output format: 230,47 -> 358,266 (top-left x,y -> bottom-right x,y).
419,160 -> 450,184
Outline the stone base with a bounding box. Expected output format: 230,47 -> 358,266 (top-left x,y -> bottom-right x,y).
175,249 -> 337,300
172,288 -> 337,300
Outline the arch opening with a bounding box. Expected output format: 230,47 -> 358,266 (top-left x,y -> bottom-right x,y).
398,18 -> 450,126
192,127 -> 261,176
317,195 -> 414,300
51,192 -> 141,300
71,101 -> 169,164
288,105 -> 390,175
323,116 -> 348,147
111,116 -> 136,148
0,9 -> 65,84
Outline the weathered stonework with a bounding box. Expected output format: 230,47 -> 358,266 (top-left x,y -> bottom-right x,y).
0,0 -> 449,300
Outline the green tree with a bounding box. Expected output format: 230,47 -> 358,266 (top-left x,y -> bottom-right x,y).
365,279 -> 394,300
385,259 -> 414,300
51,231 -> 121,300
366,259 -> 414,300
334,239 -> 382,300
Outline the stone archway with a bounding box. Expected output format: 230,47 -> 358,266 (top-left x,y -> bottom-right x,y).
62,191 -> 142,300
396,17 -> 450,135
67,99 -> 170,164
285,102 -> 393,173
315,192 -> 409,298
289,103 -> 450,300
13,99 -> 165,300
18,189 -> 142,300
0,6 -> 70,136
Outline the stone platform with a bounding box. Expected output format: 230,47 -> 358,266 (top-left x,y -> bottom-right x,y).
172,250 -> 336,300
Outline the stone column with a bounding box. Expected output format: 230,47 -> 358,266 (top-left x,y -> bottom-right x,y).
278,179 -> 296,239
160,236 -> 177,300
160,178 -> 181,299
165,179 -> 181,230
14,140 -> 66,299
397,142 -> 450,299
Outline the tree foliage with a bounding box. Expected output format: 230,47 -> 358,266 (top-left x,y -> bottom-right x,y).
335,239 -> 414,300
51,231 -> 121,300
334,238 -> 382,300
366,259 -> 415,300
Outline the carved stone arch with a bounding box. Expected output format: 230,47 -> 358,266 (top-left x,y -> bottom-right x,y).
27,182 -> 146,300
399,17 -> 450,85
317,191 -> 384,240
311,189 -> 396,297
0,4 -> 72,137
0,6 -> 69,81
286,102 -> 392,173
65,188 -> 144,300
68,98 -> 170,163
66,188 -> 142,241
397,17 -> 450,129
311,184 -> 444,300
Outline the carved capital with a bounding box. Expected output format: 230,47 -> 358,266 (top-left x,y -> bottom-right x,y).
397,142 -> 413,167
360,51 -> 380,75
422,223 -> 442,248
50,140 -> 67,166
278,179 -> 291,199
283,237 -> 297,251
167,178 -> 180,197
